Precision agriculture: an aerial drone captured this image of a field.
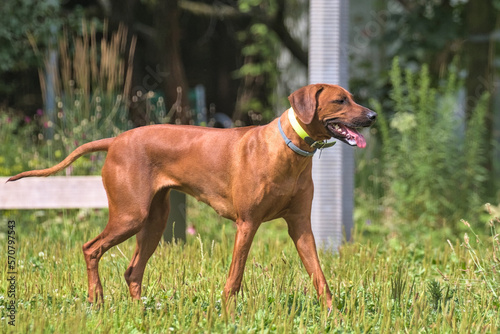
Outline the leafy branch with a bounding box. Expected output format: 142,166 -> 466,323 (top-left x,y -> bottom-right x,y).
178,0 -> 308,66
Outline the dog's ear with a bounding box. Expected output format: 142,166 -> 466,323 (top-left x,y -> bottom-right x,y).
288,84 -> 324,125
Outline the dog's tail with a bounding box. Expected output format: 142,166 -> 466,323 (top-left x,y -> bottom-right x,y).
7,138 -> 114,182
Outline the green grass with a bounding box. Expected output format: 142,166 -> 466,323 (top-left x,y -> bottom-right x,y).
1,201 -> 499,333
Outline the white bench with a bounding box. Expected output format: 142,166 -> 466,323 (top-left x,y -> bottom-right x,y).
0,176 -> 107,209
0,176 -> 186,240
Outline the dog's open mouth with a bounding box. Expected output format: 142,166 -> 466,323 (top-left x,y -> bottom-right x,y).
326,122 -> 366,148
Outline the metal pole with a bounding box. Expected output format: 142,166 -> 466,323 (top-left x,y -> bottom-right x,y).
309,0 -> 353,251
45,26 -> 58,140
164,190 -> 187,243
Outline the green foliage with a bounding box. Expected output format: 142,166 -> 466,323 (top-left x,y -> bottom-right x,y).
0,0 -> 60,73
426,279 -> 454,311
364,57 -> 490,227
0,108 -> 108,178
378,1 -> 465,67
0,112 -> 45,176
0,0 -> 88,95
234,0 -> 281,124
390,263 -> 409,307
238,0 -> 278,16
0,22 -> 143,177
22,22 -> 140,175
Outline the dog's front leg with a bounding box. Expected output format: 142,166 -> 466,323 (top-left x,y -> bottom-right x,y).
285,215 -> 333,311
223,219 -> 260,302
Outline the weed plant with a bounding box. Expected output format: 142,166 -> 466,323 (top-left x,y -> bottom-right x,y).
27,22 -> 137,175
358,57 -> 490,231
1,22 -> 170,179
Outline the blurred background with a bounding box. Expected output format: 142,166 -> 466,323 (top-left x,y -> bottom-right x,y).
1,0 -> 499,241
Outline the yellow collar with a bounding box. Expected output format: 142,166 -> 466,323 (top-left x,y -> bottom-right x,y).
288,108 -> 311,141
287,108 -> 336,150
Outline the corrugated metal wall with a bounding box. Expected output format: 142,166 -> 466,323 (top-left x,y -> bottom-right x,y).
309,0 -> 353,251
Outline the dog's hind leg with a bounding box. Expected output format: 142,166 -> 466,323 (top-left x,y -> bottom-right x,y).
82,199 -> 149,303
124,188 -> 170,299
82,209 -> 146,303
82,169 -> 154,303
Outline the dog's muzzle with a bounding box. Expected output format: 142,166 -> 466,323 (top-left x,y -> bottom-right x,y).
325,110 -> 377,148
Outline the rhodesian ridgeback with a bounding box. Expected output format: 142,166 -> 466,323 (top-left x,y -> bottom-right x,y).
8,84 -> 376,310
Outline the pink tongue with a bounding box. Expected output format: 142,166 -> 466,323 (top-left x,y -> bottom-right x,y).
345,127 -> 366,148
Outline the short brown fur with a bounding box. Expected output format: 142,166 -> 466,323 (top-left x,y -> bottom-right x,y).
8,84 -> 376,310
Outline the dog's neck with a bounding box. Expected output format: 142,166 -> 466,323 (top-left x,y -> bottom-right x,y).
278,108 -> 336,157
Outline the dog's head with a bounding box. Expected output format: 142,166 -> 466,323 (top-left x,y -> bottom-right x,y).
288,84 -> 377,148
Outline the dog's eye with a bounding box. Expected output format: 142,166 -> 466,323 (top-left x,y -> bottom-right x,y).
332,98 -> 346,105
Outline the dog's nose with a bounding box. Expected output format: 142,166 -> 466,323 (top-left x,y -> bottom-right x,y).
366,110 -> 377,121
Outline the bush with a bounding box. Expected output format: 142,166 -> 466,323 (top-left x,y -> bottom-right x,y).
0,111 -> 46,176
1,22 -> 170,178
359,57 -> 490,229
36,23 -> 134,166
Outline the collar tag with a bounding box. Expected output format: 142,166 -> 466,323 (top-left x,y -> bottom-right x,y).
306,137 -> 336,149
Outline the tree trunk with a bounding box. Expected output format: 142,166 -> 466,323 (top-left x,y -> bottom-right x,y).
464,0 -> 498,193
464,1 -> 495,116
156,0 -> 191,124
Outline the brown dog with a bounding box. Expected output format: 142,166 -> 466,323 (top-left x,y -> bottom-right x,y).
8,84 -> 376,310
